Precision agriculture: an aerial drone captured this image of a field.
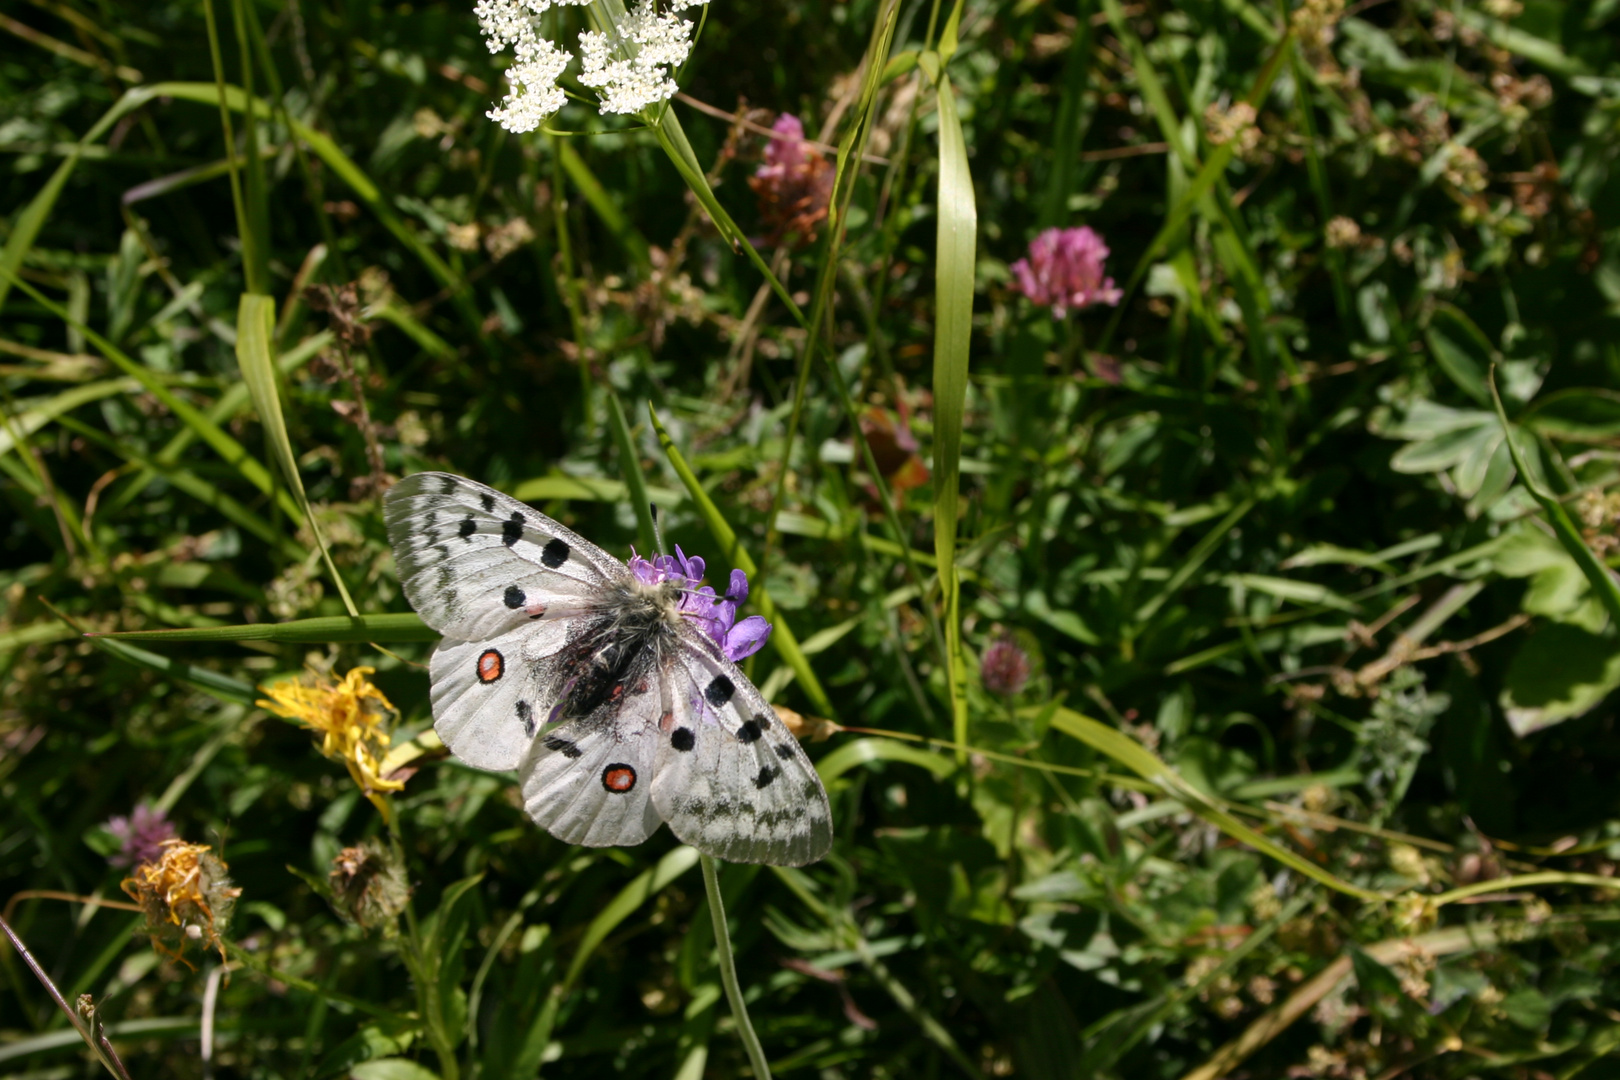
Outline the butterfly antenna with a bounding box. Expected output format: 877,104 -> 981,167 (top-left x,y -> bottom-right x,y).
651,502 -> 669,557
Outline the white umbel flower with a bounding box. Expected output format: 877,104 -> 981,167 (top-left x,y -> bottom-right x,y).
577,1 -> 693,115
487,35 -> 571,132
475,0 -> 708,128
476,0 -> 591,132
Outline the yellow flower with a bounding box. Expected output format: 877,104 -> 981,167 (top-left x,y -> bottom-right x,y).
259,667 -> 406,802
122,839 -> 242,967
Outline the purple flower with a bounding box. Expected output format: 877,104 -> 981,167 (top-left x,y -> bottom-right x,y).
627,548 -> 772,663
105,804 -> 178,869
1009,227 -> 1123,318
748,113 -> 834,248
981,638 -> 1031,699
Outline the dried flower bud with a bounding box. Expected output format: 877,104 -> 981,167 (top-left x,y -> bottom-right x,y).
302,282 -> 373,350
328,838 -> 411,935
122,840 -> 242,967
1324,215 -> 1362,249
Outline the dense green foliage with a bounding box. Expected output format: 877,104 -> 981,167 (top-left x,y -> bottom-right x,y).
6,0 -> 1620,1076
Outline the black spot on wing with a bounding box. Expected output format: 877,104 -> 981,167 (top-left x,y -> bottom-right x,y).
671,727 -> 695,752
754,765 -> 779,789
541,538 -> 570,568
705,675 -> 735,708
543,734 -> 583,759
737,719 -> 762,743
438,476 -> 459,495
504,585 -> 525,609
458,518 -> 477,540
502,513 -> 524,547
516,700 -> 536,737
802,779 -> 821,798
774,743 -> 797,760
481,492 -> 495,512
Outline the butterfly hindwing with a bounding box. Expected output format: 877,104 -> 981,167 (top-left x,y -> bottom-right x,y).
384,471 -> 625,640
650,634 -> 833,866
428,621 -> 572,771
520,705 -> 663,849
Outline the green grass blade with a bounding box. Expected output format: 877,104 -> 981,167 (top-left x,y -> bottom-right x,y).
1132,497 -> 1256,626
561,845 -> 699,989
0,88 -> 158,312
229,0 -> 271,296
648,404 -> 835,717
606,389 -> 657,554
815,738 -> 956,783
0,267 -> 301,523
0,379 -> 141,458
39,600 -> 259,707
1491,366 -> 1620,627
1042,705 -> 1384,901
87,613 -> 434,644
931,73 -> 976,759
554,139 -> 650,273
236,293 -> 358,614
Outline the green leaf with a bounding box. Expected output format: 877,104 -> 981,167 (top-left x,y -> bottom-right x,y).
1491,366 -> 1620,629
88,613 -> 436,644
0,379 -> 141,458
350,1060 -> 442,1080
932,72 -> 976,760
1522,388 -> 1620,442
815,738 -> 956,783
1426,304 -> 1495,405
236,293 -> 359,616
1501,623 -> 1620,737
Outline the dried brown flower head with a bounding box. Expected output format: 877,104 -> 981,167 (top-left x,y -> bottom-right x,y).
328,837 -> 411,934
303,282 -> 373,351
121,839 -> 242,967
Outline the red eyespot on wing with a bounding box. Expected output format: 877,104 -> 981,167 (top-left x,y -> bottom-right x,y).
601,763 -> 637,793
477,649 -> 504,684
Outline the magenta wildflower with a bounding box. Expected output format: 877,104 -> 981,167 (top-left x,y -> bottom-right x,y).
748,113 -> 834,248
628,546 -> 772,663
1008,226 -> 1123,317
981,638 -> 1031,699
105,804 -> 179,869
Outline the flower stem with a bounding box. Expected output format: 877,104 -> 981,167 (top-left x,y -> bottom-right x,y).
701,853 -> 773,1080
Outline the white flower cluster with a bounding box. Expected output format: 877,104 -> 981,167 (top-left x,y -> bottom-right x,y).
475,0 -> 707,132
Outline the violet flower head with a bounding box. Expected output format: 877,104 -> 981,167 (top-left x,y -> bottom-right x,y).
105,804 -> 179,869
627,547 -> 772,663
981,637 -> 1031,699
1008,226 -> 1123,318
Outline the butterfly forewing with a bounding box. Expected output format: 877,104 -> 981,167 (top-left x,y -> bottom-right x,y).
651,632 -> 833,866
384,472 -> 625,641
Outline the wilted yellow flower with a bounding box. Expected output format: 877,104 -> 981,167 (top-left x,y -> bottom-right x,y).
259,667 -> 405,807
122,839 -> 242,967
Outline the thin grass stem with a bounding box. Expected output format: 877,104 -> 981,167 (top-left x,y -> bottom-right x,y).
701,853 -> 774,1080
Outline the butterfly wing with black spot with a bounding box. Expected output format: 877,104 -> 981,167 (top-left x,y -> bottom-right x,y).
519,690 -> 664,849
650,632 -> 833,866
385,471 -> 624,640
384,471 -> 626,771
